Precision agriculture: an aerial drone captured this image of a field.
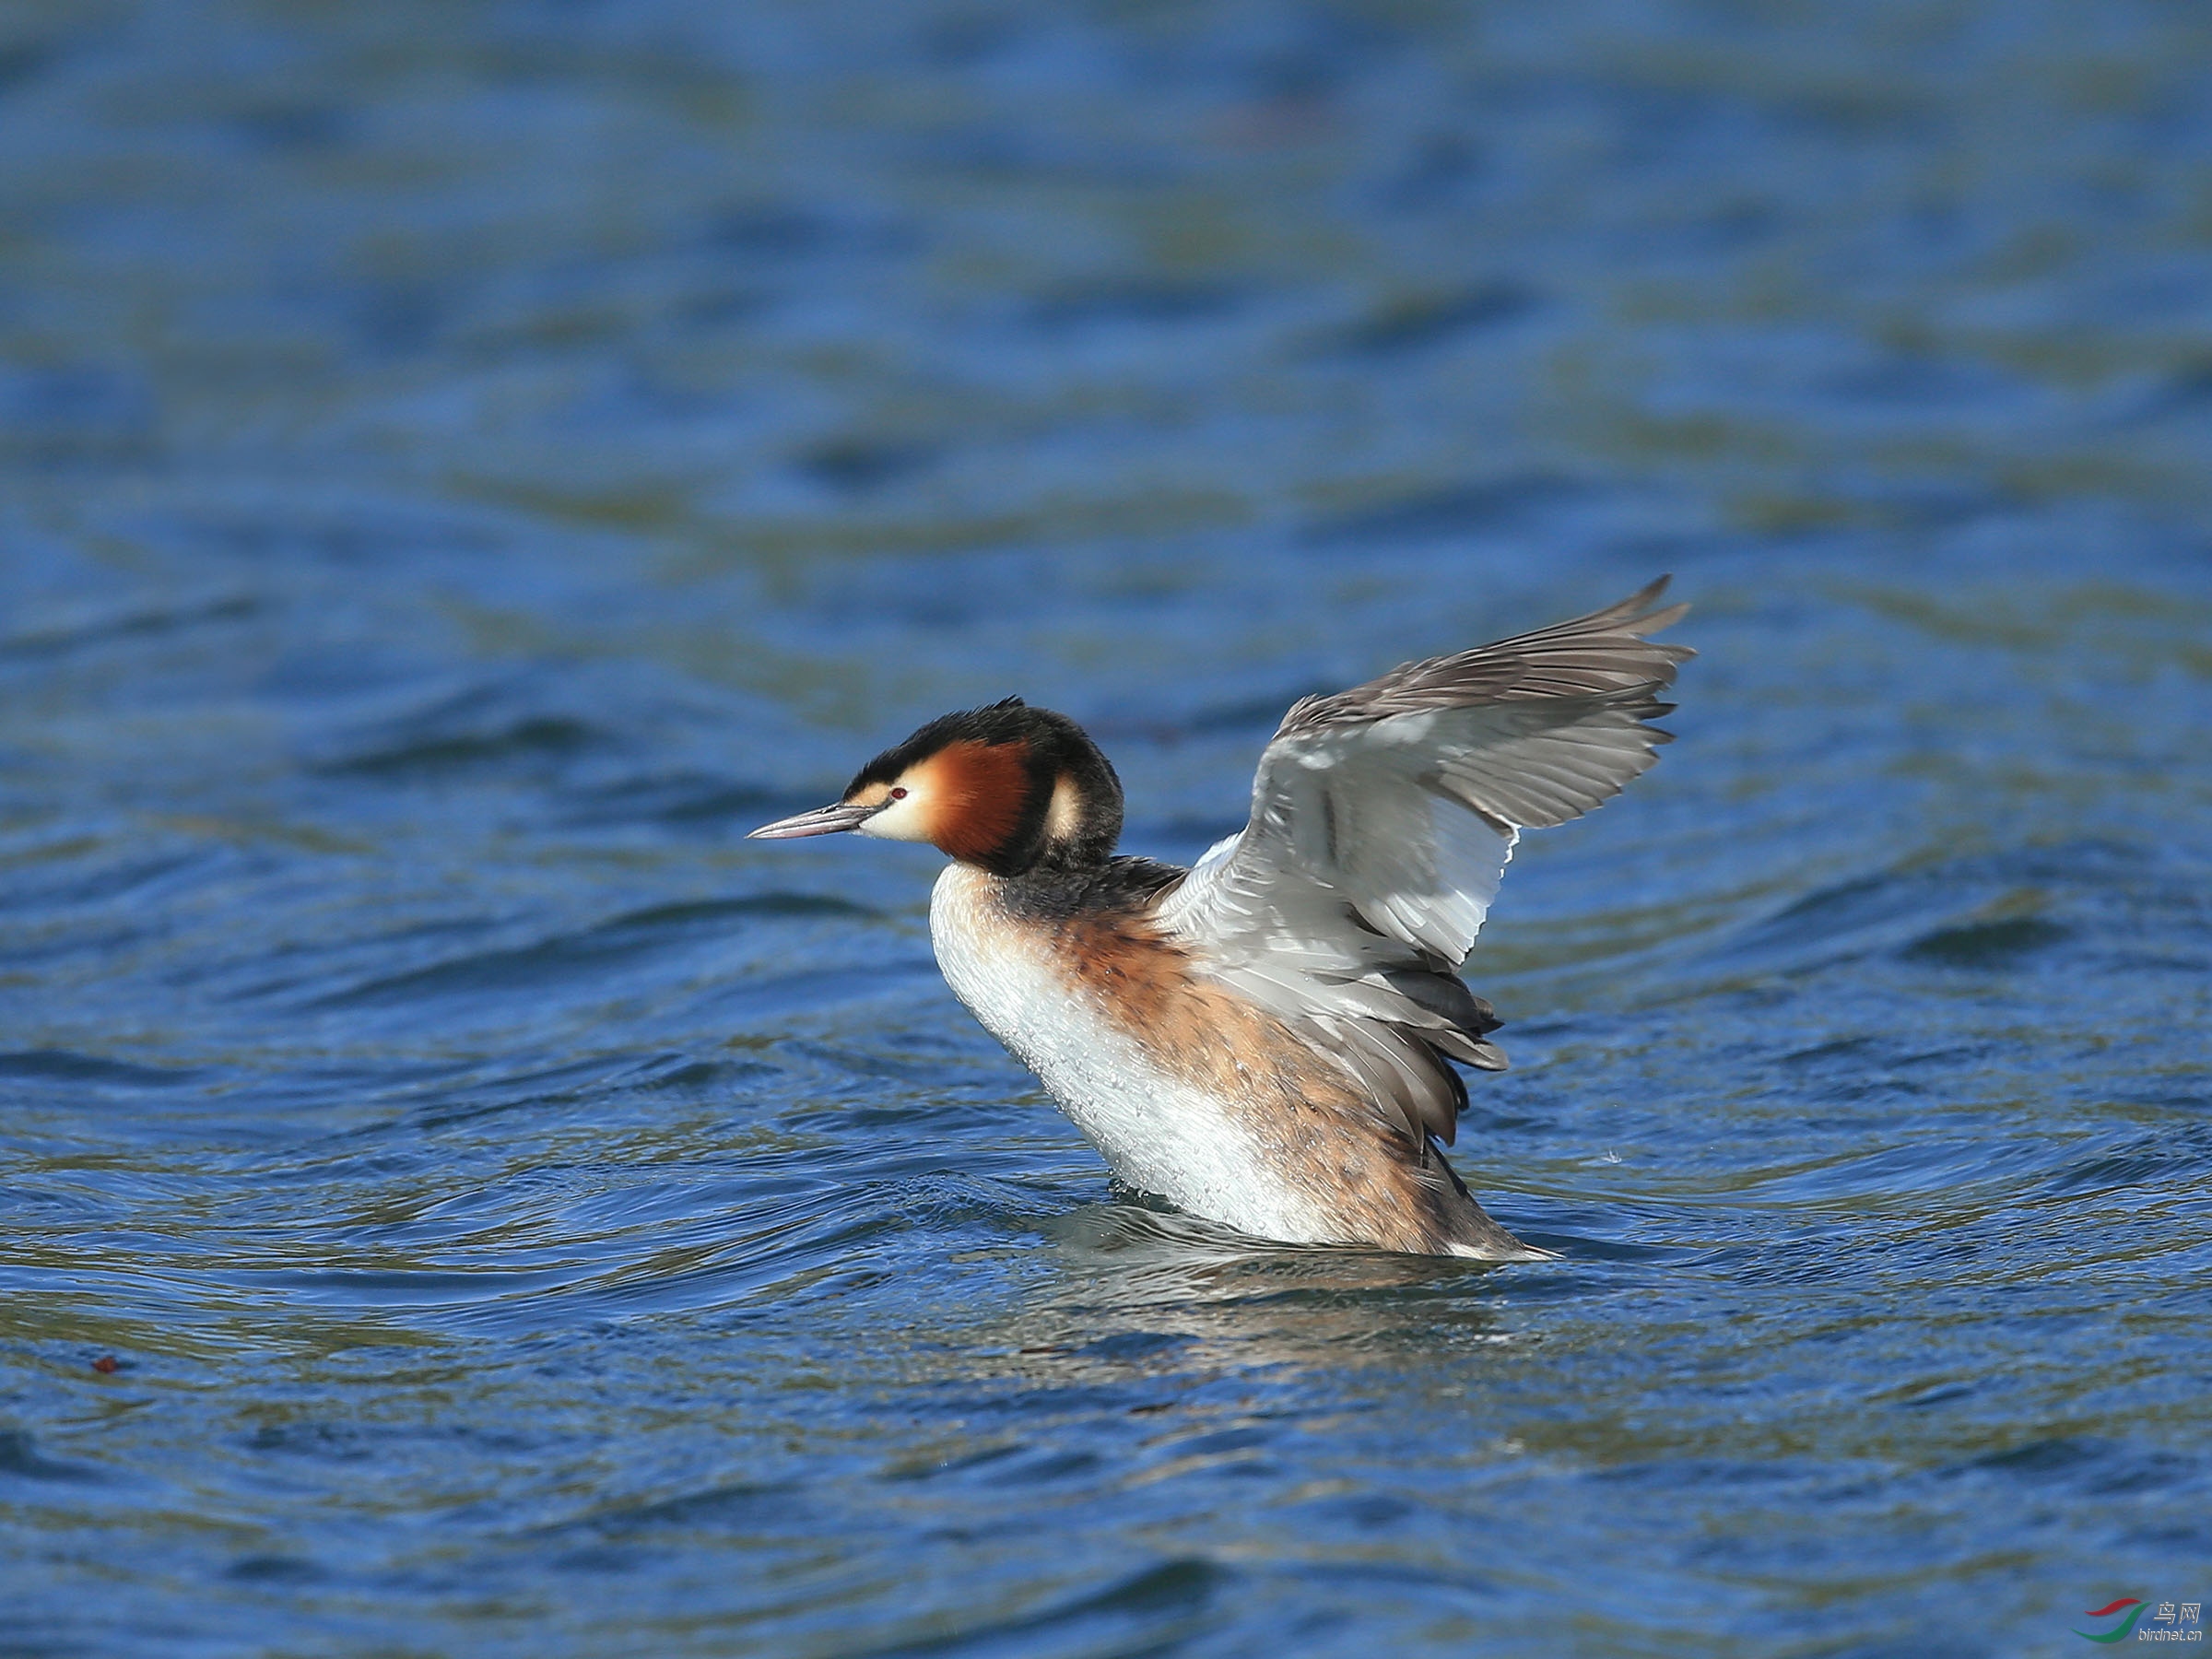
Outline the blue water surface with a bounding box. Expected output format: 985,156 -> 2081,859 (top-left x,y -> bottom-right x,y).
2,2 -> 2209,1654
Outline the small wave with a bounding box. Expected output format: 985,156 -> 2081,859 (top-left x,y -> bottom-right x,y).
1937,1436 -> 2201,1499
1300,473 -> 1594,547
317,715 -> 598,778
1900,915 -> 2069,967
312,893 -> 876,1007
1317,280 -> 1541,358
0,594 -> 257,662
0,1430 -> 107,1486
1708,840 -> 2138,978
549,1478 -> 799,1538
852,1558 -> 1230,1659
0,1050 -> 206,1088
557,771 -> 782,830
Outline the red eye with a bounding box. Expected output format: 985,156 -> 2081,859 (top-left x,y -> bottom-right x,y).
890,787 -> 908,800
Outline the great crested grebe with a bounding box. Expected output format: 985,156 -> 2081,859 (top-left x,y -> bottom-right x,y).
750,579 -> 1689,1258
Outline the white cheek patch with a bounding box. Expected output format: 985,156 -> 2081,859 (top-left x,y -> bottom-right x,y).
1045,774 -> 1082,841
856,793 -> 934,842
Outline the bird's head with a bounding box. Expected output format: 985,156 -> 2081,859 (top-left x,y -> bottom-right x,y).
747,698 -> 1122,876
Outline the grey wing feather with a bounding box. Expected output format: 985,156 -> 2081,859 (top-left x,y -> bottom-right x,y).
1154,578 -> 1690,1152
1277,575 -> 1691,828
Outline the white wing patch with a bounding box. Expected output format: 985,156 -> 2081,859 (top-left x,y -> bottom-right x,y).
1157,713 -> 1520,972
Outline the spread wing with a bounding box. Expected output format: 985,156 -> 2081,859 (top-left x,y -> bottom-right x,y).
1152,578 -> 1691,1152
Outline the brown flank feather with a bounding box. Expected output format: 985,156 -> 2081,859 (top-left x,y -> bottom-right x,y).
1039,902 -> 1511,1254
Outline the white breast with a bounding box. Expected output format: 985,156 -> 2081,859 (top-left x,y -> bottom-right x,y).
929,864 -> 1332,1244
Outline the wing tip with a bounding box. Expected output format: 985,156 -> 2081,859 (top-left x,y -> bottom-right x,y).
1613,574 -> 1690,640
1463,1040 -> 1509,1072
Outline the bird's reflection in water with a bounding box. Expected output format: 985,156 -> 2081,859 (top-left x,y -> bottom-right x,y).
967,1200 -> 1535,1389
